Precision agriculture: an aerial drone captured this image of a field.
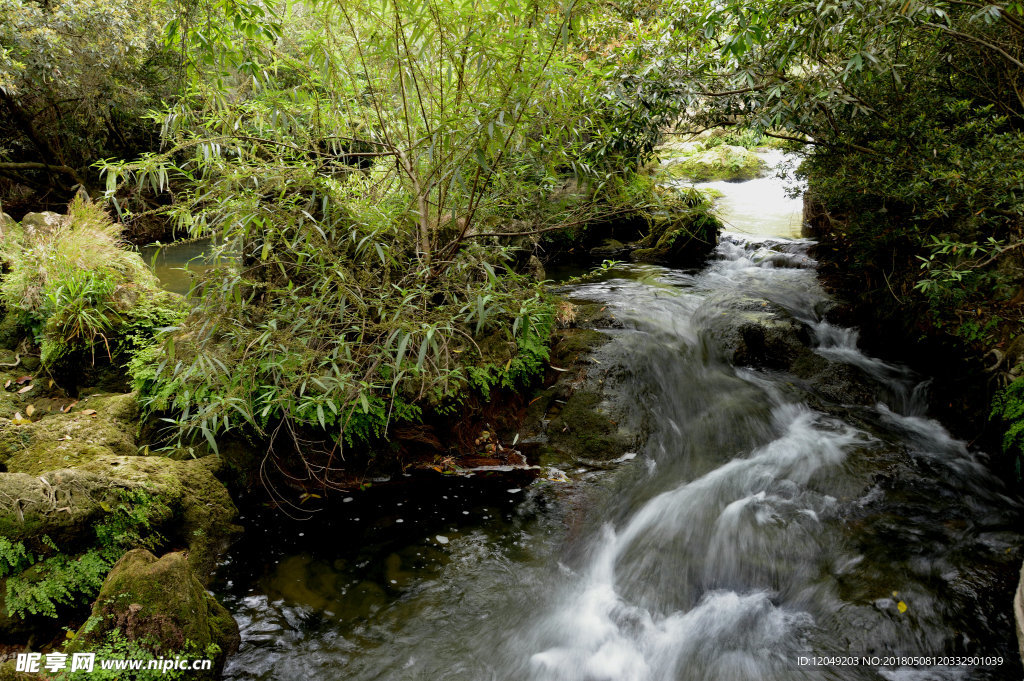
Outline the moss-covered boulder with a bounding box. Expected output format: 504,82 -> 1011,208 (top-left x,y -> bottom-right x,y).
71,549 -> 239,676
0,392 -> 140,469
0,389 -> 239,641
631,211 -> 722,267
660,144 -> 767,182
547,390 -> 633,464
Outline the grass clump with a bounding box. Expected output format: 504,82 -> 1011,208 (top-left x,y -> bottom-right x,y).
0,197 -> 182,368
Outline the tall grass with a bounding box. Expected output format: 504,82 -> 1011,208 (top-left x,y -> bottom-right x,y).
0,196 -> 161,366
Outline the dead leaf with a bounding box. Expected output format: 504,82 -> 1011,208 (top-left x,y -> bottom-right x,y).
15,376 -> 32,385
17,384 -> 33,394
25,404 -> 34,416
80,409 -> 97,416
3,380 -> 9,389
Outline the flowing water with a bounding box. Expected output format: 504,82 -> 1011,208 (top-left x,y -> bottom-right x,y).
212,158 -> 1024,680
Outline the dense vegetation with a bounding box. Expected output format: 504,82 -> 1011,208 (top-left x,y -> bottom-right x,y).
2,0 -> 1024,672
1,0 -> 1022,467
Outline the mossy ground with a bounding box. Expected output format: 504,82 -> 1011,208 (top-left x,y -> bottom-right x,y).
657,143 -> 768,182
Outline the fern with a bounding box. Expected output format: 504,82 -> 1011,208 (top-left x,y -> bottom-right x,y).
1,490 -> 169,620
0,537 -> 33,579
991,375 -> 1024,463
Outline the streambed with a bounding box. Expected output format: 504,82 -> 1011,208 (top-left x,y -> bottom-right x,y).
200,156 -> 1024,680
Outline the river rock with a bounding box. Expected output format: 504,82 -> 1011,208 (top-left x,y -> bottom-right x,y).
70,549 -> 239,676
1016,561 -> 1024,665
0,391 -> 239,638
704,298 -> 884,406
18,211 -> 64,238
631,211 -> 721,267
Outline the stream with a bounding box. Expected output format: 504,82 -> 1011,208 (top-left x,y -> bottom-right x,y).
195,154 -> 1023,680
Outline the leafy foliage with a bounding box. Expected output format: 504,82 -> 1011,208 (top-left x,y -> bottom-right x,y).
0,197 -> 181,367
87,0 -> 682,487
0,0 -> 173,207
992,375 -> 1024,464
2,490 -> 168,620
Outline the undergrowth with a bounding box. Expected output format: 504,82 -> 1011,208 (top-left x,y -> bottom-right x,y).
0,490 -> 168,621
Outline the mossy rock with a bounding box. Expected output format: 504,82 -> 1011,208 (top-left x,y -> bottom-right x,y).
660,144 -> 767,182
0,469 -> 135,544
631,212 -> 721,267
548,390 -> 632,463
0,392 -> 239,581
0,392 -> 140,468
70,549 -> 239,677
73,455 -> 240,580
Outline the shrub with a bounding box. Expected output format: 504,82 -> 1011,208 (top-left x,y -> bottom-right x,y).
0,196 -> 180,367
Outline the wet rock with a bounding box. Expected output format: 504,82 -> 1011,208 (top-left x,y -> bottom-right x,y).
707,299 -> 886,407
631,211 -> 721,267
70,549 -> 239,676
1016,561 -> 1024,664
659,144 -> 768,182
548,390 -> 633,464
589,238 -> 628,259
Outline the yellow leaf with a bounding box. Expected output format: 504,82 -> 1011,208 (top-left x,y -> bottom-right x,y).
25,404 -> 34,416
897,601 -> 908,613
99,501 -> 112,512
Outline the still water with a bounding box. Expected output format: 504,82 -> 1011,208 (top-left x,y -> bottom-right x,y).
210,159 -> 1023,680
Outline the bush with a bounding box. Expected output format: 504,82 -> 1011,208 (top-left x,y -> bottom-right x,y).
0,197 -> 182,367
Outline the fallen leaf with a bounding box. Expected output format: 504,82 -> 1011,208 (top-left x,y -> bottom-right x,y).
25,404 -> 34,416
897,600 -> 908,613
99,501 -> 112,512
17,385 -> 32,394
3,380 -> 9,389
15,376 -> 31,385
80,409 -> 97,416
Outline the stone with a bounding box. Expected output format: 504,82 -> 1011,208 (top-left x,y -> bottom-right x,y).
631,212 -> 721,267
1016,561 -> 1024,665
18,211 -> 64,239
71,549 -> 239,676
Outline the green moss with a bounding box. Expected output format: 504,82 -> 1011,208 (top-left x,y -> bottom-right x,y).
631,212 -> 722,266
1,393 -> 141,470
659,144 -> 767,182
548,390 -> 632,462
69,549 -> 238,676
